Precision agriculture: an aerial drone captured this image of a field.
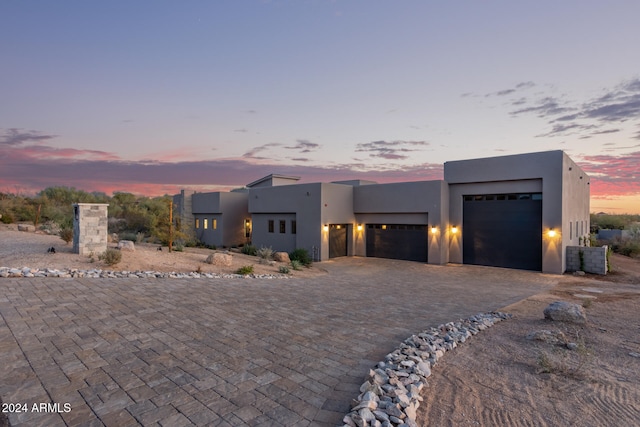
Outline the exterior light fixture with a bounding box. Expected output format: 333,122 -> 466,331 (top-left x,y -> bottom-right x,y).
430,225 -> 437,233
451,226 -> 458,234
547,229 -> 556,238
336,225 -> 341,229
323,224 -> 329,232
357,224 -> 363,231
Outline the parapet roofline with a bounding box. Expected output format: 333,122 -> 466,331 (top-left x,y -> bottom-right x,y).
246,174 -> 301,188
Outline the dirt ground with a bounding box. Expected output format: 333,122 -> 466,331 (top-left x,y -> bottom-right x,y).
1,225 -> 640,426
0,224 -> 325,279
417,255 -> 640,426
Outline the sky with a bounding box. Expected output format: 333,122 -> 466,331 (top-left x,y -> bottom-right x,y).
1,0 -> 639,213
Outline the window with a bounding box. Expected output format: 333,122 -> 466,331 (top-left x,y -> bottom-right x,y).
291,220 -> 297,234
213,219 -> 217,230
195,218 -> 200,229
203,219 -> 208,229
280,220 -> 286,233
570,221 -> 572,239
245,219 -> 251,238
268,220 -> 274,233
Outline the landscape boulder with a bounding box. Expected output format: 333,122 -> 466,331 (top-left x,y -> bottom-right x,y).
543,301 -> 587,324
18,224 -> 35,232
273,252 -> 290,263
205,253 -> 233,266
117,240 -> 135,252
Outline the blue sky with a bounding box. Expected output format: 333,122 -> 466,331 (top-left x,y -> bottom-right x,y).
1,1 -> 640,212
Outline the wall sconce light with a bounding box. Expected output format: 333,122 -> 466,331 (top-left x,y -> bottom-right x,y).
430,225 -> 437,234
357,224 -> 363,231
451,225 -> 458,234
382,225 -> 387,230
547,228 -> 557,238
323,224 -> 329,232
336,224 -> 341,229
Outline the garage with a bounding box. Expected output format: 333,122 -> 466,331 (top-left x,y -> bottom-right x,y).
366,224 -> 428,262
462,193 -> 542,271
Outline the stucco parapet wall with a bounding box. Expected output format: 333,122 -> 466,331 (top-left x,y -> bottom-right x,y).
342,312 -> 512,427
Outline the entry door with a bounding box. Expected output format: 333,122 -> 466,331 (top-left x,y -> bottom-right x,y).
463,194 -> 542,271
329,224 -> 348,258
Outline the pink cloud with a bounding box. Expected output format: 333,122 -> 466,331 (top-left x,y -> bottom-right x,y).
578,151 -> 640,197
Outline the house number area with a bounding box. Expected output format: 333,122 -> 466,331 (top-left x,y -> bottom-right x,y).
2,402 -> 72,413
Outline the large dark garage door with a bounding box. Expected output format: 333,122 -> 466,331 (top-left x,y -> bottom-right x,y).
329,224 -> 348,258
366,224 -> 428,262
463,193 -> 542,271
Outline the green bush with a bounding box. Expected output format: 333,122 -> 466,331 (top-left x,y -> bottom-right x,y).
0,213 -> 14,224
610,239 -> 640,257
278,266 -> 290,274
289,248 -> 312,266
99,248 -> 122,266
241,244 -> 257,256
235,265 -> 254,275
290,260 -> 303,271
59,227 -> 73,244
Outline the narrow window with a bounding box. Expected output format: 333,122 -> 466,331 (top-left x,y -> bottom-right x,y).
570,221 -> 572,239
279,220 -> 286,233
213,219 -> 217,230
291,220 -> 297,234
245,219 -> 251,238
268,220 -> 274,233
195,218 -> 200,229
203,218 -> 208,229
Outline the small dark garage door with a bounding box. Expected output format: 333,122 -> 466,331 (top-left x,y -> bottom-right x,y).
329,224 -> 348,258
366,224 -> 428,262
463,193 -> 542,271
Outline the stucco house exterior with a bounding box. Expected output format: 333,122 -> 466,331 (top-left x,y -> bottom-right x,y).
176,150 -> 590,274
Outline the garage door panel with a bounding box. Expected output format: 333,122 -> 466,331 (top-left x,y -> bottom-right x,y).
463,196 -> 542,271
366,225 -> 428,262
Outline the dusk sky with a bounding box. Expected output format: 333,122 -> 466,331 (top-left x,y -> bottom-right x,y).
2,1 -> 639,213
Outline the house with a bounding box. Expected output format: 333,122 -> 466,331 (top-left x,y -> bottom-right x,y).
176,150 -> 590,274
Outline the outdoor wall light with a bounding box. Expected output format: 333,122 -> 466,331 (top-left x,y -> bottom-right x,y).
357,224 -> 363,231
323,224 -> 329,232
451,225 -> 458,234
547,228 -> 557,238
382,225 -> 387,230
430,225 -> 437,233
336,224 -> 341,229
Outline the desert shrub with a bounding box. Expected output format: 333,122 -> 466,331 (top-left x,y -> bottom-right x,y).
99,248 -> 122,266
290,260 -> 303,271
610,239 -> 640,257
242,244 -> 257,256
173,244 -> 184,252
279,266 -> 290,274
59,227 -> 73,244
289,248 -> 312,266
0,213 -> 14,224
257,246 -> 274,260
136,232 -> 145,243
235,265 -> 254,275
119,232 -> 138,242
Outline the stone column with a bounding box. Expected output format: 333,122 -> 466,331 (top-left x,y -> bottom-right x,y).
72,203 -> 109,256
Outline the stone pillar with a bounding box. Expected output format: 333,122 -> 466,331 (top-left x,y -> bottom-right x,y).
73,203 -> 109,256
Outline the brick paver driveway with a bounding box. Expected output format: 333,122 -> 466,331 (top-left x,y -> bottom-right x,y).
0,258 -> 563,426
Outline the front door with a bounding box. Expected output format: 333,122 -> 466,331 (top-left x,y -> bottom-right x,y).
329,224 -> 348,258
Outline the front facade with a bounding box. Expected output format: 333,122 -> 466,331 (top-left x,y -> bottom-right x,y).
177,150 -> 590,274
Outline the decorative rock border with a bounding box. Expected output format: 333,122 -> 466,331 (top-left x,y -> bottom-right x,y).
342,312 -> 512,427
0,267 -> 288,279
